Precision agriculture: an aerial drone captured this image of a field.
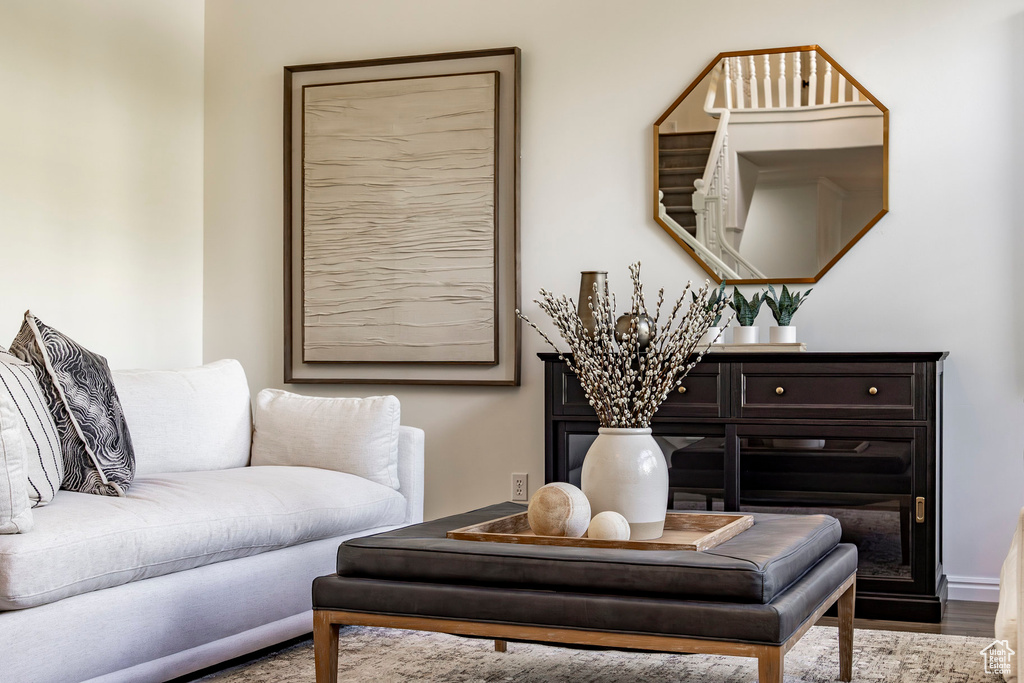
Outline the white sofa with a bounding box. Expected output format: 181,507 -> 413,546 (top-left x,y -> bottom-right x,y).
0,360 -> 424,683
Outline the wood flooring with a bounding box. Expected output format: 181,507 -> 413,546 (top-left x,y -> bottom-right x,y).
817,599 -> 997,638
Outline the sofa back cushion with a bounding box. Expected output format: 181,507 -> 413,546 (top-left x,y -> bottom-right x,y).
113,360 -> 252,475
251,390 -> 400,490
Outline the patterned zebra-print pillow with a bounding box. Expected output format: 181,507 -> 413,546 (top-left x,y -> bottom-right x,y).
0,346 -> 63,506
9,313 -> 135,497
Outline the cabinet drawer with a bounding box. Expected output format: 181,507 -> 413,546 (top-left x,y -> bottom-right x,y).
551,362 -> 725,418
659,363 -> 725,418
738,363 -> 920,420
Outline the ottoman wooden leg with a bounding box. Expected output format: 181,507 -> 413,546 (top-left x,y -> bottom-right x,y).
838,580 -> 856,682
757,647 -> 783,683
494,639 -> 507,652
314,611 -> 341,683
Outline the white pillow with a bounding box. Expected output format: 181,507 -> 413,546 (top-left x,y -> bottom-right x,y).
0,395 -> 33,533
251,389 -> 400,490
113,360 -> 252,476
0,349 -> 62,507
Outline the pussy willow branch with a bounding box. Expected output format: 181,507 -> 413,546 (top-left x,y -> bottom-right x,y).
517,263 -> 733,428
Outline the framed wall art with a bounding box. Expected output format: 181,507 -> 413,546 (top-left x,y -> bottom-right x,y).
284,47 -> 520,385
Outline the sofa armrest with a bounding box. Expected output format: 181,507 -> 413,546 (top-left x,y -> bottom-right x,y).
1018,505 -> 1024,682
996,506 -> 1024,682
397,426 -> 425,524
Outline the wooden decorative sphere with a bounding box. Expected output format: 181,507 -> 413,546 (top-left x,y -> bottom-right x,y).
587,511 -> 631,541
527,482 -> 591,537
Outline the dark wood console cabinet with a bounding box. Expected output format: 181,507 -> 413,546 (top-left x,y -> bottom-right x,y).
541,351 -> 947,622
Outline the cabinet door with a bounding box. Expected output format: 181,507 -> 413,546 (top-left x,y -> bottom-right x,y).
726,424 -> 932,596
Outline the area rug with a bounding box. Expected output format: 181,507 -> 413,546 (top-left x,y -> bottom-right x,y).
198,625 -> 995,682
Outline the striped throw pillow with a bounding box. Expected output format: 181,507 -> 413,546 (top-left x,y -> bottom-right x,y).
0,346 -> 62,507
0,393 -> 33,532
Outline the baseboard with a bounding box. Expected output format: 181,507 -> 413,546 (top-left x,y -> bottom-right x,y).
947,575 -> 1000,603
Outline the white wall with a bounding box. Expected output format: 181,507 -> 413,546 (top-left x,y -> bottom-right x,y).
203,0 -> 1024,599
0,0 -> 205,369
662,70 -> 716,133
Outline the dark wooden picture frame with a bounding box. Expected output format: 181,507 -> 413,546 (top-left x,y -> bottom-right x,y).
284,47 -> 521,385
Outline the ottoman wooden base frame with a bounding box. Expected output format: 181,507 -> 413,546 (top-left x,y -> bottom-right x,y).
313,574 -> 855,683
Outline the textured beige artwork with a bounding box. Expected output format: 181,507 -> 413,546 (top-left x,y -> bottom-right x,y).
302,72 -> 498,363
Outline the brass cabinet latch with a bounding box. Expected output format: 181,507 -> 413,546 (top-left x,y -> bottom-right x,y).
915,497 -> 926,523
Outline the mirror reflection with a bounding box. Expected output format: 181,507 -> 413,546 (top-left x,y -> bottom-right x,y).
655,46 -> 886,282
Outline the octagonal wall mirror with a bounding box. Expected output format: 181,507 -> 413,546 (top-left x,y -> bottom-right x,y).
653,45 -> 887,283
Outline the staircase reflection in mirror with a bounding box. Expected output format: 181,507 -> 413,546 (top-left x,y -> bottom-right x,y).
654,45 -> 887,283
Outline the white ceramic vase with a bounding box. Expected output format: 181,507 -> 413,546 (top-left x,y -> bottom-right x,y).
581,428 -> 668,540
699,326 -> 724,347
732,326 -> 759,344
770,326 -> 796,344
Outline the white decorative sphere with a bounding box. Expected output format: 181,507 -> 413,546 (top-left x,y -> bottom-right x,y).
587,511 -> 631,541
527,482 -> 591,538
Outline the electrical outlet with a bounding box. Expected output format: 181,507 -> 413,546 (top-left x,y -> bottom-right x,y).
511,473 -> 528,502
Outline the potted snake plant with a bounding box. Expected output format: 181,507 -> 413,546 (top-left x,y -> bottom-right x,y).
693,281 -> 728,347
763,284 -> 811,343
729,287 -> 764,343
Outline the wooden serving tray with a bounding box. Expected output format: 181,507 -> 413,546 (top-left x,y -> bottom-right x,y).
446,511 -> 753,551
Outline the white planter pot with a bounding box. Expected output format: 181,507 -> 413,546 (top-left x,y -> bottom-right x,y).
770,326 -> 796,344
732,326 -> 759,344
699,326 -> 724,347
581,428 -> 668,540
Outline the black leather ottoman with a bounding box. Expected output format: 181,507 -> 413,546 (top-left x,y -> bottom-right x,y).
312,502 -> 857,683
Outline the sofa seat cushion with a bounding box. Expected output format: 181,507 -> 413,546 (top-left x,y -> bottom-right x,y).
337,502 -> 842,604
0,466 -> 407,610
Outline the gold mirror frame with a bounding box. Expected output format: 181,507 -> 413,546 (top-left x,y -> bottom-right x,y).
653,45 -> 888,284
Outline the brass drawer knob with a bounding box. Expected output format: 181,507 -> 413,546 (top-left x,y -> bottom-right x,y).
776,387 -> 784,395
869,387 -> 878,395
677,386 -> 687,394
